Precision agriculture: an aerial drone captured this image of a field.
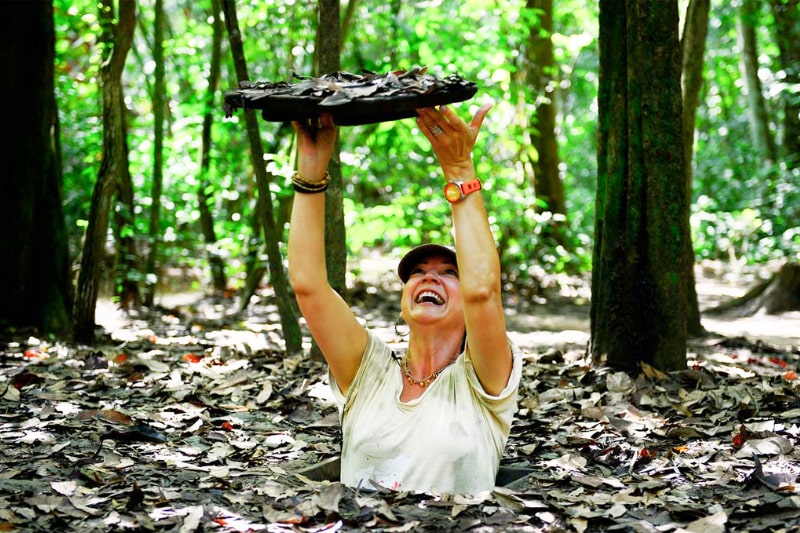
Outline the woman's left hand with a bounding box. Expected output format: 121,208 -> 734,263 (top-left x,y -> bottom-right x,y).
416,103 -> 492,178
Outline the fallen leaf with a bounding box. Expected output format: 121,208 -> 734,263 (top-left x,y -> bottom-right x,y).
183,353 -> 203,363
101,423 -> 168,443
682,509 -> 728,533
77,409 -> 132,425
51,481 -> 77,497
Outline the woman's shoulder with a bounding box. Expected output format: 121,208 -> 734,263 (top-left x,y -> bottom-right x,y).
461,337 -> 524,399
360,329 -> 399,372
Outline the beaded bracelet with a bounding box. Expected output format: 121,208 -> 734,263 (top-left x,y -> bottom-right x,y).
292,171 -> 330,193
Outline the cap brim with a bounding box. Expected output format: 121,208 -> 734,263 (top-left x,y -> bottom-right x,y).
397,244 -> 457,282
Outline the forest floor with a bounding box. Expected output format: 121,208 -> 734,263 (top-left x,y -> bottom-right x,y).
1,260 -> 799,532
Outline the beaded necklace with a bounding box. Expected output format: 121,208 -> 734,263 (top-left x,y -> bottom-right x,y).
401,356 -> 451,387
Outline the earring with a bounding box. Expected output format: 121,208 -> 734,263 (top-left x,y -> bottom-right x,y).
394,316 -> 410,337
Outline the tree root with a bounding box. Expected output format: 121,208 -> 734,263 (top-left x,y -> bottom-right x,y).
705,262 -> 800,317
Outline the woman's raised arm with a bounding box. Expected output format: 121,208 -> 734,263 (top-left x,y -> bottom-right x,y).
288,115 -> 367,394
416,104 -> 513,395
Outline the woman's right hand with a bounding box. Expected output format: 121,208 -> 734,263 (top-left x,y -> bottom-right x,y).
288,113 -> 369,393
292,114 -> 337,181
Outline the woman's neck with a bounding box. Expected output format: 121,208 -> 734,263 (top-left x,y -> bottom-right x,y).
406,328 -> 464,373
398,330 -> 463,400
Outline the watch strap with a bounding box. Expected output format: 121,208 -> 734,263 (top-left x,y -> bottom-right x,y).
460,179 -> 482,195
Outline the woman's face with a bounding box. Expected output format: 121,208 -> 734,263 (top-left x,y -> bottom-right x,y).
400,255 -> 464,329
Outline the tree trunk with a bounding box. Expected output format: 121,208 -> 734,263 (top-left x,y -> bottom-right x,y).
0,0 -> 73,335
318,0 -> 347,302
680,0 -> 710,338
738,0 -> 777,164
73,0 -> 136,344
239,130 -> 293,310
197,0 -> 227,295
591,0 -> 690,373
769,0 -> 800,165
114,132 -> 140,309
221,0 -> 302,354
340,0 -> 359,47
143,0 -> 166,306
705,263 -> 800,316
525,0 -> 567,220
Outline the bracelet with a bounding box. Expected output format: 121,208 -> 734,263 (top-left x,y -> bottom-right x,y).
292,171 -> 330,194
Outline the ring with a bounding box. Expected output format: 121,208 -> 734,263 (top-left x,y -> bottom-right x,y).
430,125 -> 443,136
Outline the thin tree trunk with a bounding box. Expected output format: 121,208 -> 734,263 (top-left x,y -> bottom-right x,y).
114,132 -> 140,309
680,0 -> 710,338
592,0 -> 689,372
73,0 -> 136,343
239,129 -> 293,309
525,0 -> 567,220
197,0 -> 227,294
318,0 -> 347,301
769,0 -> 800,164
737,0 -> 777,163
144,0 -> 166,306
240,194 -> 266,310
222,0 -> 302,354
340,0 -> 359,47
237,0 -> 301,308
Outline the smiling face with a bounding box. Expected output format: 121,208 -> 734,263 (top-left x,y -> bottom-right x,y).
400,254 -> 465,330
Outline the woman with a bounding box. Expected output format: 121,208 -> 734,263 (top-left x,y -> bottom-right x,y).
287,103 -> 522,494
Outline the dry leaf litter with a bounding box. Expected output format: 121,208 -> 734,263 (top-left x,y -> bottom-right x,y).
1,280 -> 799,532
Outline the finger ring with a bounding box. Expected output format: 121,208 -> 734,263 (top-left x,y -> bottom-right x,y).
430,125 -> 443,136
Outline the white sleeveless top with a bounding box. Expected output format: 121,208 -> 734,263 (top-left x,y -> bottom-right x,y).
329,330 -> 522,494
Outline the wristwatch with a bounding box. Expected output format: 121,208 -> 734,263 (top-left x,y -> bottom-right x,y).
443,179 -> 482,203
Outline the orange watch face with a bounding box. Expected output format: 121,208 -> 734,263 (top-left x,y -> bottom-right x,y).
443,182 -> 462,203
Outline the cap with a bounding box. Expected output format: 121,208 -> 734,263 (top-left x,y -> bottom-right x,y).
397,244 -> 457,283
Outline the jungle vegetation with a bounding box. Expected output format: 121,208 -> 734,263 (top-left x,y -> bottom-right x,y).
2,0 -> 798,369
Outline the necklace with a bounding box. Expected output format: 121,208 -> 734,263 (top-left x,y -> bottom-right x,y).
401,357 -> 448,387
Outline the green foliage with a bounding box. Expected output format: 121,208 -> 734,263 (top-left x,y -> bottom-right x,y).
52,0 -> 799,299
692,163 -> 800,265
689,0 -> 799,265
